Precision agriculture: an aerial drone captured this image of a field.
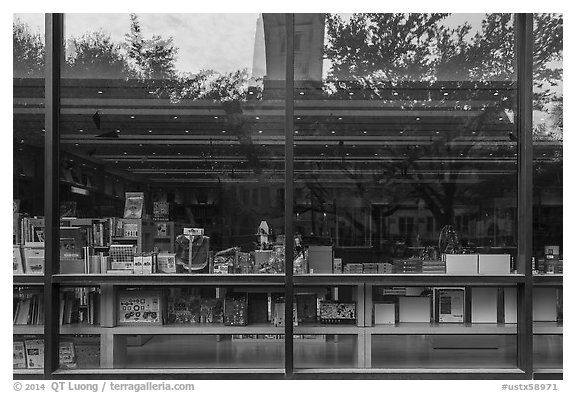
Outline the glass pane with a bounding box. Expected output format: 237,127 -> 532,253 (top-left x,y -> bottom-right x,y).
293,13 -> 518,370
532,13 -> 562,373
59,13 -> 286,371
294,13 -> 518,264
372,335 -> 517,368
13,13 -> 45,375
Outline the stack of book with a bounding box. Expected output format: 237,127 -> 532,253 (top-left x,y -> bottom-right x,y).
393,259 -> 423,274
422,259 -> 446,274
13,290 -> 44,325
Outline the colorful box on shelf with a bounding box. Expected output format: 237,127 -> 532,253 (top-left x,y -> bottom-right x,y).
374,303 -> 396,325
118,290 -> 163,325
319,301 -> 356,324
23,246 -> 44,275
308,246 -> 333,274
478,254 -> 511,274
444,254 -> 478,274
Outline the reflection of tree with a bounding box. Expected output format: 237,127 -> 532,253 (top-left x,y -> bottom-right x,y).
298,13 -> 563,245
13,18 -> 44,78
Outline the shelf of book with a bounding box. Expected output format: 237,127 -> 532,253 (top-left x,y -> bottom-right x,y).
51,368 -> 286,378
294,274 -> 526,286
533,274 -> 562,285
13,369 -> 44,375
367,323 -> 518,335
103,324 -> 285,335
13,275 -> 44,285
13,325 -> 44,335
294,324 -> 363,335
52,274 -> 286,286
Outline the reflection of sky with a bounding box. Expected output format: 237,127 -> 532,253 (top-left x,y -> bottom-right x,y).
15,13 -> 259,74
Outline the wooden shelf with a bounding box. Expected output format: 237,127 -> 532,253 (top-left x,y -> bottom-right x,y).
294,274 -> 525,286
106,323 -> 284,335
13,325 -> 43,335
52,273 -> 285,286
533,322 -> 563,335
13,275 -> 44,285
533,274 -> 563,286
13,369 -> 43,375
294,324 -> 361,335
368,323 -> 518,335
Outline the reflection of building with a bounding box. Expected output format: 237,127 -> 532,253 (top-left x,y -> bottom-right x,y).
260,14 -> 325,95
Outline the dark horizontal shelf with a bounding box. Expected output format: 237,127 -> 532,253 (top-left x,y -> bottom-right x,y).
291,368 -> 526,380
533,274 -> 563,286
52,273 -> 285,286
294,274 -> 525,286
13,274 -> 44,285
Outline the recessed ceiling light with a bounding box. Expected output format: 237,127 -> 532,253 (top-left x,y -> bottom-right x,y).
435,131 -> 440,134
296,117 -> 301,120
97,91 -> 103,94
331,131 -> 336,134
363,131 -> 367,134
498,117 -> 503,121
123,152 -> 127,155
374,153 -> 378,156
42,129 -> 45,132
130,116 -> 135,119
222,130 -> 226,133
148,130 -> 153,133
338,117 -> 343,120
214,116 -> 219,119
152,152 -> 156,155
494,92 -> 499,96
185,130 -> 190,133
148,91 -> 154,94
443,92 -> 448,96
255,116 -> 260,120
139,144 -> 143,147
78,129 -> 83,132
173,116 -> 178,119
75,143 -> 79,146
294,130 -> 299,134
177,152 -> 181,155
320,153 -> 324,156
349,92 -> 354,96
416,117 -> 420,121
258,130 -> 263,134
299,92 -> 305,95
325,144 -> 328,148
345,153 -> 350,156
393,91 -> 398,96
116,129 -> 121,133
400,131 -> 404,134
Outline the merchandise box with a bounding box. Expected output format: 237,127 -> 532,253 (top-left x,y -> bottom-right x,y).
533,288 -> 558,322
445,254 -> 478,275
157,253 -> 176,273
118,290 -> 163,325
13,245 -> 24,274
434,287 -> 465,323
398,296 -> 431,323
13,341 -> 27,369
23,247 -> 44,275
333,258 -> 342,274
308,246 -> 333,274
374,303 -> 396,325
24,339 -> 44,369
60,258 -> 85,274
471,287 -> 498,323
319,301 -> 356,324
478,254 -> 511,274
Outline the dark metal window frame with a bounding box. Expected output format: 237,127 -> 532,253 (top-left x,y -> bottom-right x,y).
33,13 -> 546,380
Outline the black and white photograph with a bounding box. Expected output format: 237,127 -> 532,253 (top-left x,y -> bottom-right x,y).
6,1 -> 568,388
